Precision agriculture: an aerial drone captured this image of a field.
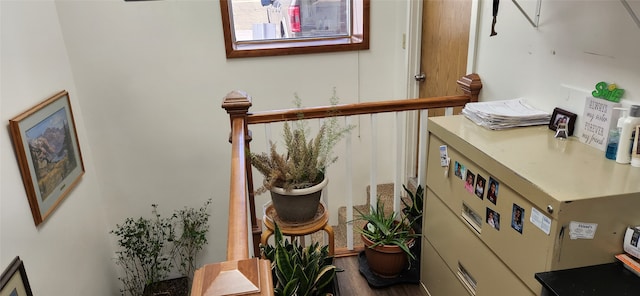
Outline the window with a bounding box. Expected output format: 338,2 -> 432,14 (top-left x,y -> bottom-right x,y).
220,0 -> 369,58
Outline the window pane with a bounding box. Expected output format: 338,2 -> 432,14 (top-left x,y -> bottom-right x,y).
231,0 -> 350,41
221,0 -> 369,58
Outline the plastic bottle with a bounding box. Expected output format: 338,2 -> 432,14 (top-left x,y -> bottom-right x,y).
606,108 -> 627,160
616,105 -> 640,164
631,125 -> 640,167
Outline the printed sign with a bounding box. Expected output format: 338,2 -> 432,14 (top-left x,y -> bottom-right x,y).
580,96 -> 620,151
530,207 -> 551,235
569,221 -> 598,239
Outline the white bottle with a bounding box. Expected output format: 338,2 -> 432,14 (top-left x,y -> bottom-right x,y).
616,105 -> 640,164
631,125 -> 640,167
606,108 -> 628,160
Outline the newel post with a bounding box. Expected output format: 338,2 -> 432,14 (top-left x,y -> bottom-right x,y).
222,90 -> 252,127
457,74 -> 483,102
190,92 -> 273,296
221,91 -> 262,258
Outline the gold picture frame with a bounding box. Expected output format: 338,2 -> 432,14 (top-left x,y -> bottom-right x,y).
9,90 -> 84,226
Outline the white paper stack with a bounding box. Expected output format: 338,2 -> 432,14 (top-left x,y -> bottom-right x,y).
461,99 -> 551,130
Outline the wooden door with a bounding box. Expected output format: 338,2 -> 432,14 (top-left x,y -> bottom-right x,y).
419,0 -> 472,117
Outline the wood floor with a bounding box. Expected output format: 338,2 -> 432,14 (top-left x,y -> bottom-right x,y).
333,256 -> 426,296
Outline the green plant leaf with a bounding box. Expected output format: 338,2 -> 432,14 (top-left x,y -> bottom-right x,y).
267,222 -> 337,296
314,265 -> 337,291
281,278 -> 300,296
353,201 -> 418,263
275,244 -> 294,279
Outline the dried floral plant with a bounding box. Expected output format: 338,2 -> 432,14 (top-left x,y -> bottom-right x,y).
250,90 -> 355,194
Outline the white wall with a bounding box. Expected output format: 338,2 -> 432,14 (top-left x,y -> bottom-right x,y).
0,0 -> 410,293
0,1 -> 118,295
11,0 -> 639,293
473,0 -> 640,136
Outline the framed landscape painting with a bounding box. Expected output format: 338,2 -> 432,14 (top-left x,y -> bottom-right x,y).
0,257 -> 33,296
9,90 -> 84,226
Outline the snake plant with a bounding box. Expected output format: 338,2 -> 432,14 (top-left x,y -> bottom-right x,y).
402,184 -> 424,228
260,223 -> 338,296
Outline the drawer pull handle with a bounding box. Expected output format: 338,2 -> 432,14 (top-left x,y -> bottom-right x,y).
462,202 -> 482,234
457,262 -> 477,295
547,205 -> 554,214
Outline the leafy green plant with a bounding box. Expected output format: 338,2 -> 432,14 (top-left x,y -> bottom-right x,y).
354,202 -> 419,261
111,199 -> 211,296
172,199 -> 212,281
260,223 -> 337,296
250,90 -> 355,194
112,204 -> 175,296
402,184 -> 424,228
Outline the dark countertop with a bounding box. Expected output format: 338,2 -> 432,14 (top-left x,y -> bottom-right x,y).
535,262 -> 640,296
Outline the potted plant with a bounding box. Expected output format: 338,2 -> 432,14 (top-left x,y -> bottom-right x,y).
260,223 -> 338,296
355,202 -> 419,278
111,199 -> 211,296
250,92 -> 354,223
402,184 -> 424,233
172,200 -> 213,282
402,184 -> 424,262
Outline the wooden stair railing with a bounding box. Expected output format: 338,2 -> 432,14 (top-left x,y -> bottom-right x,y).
190,74 -> 482,296
191,91 -> 273,296
246,73 -> 481,125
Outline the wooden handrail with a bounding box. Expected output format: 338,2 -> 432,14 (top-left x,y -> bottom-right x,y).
191,91 -> 273,296
246,73 -> 481,124
221,91 -> 255,262
227,117 -> 249,261
247,95 -> 469,124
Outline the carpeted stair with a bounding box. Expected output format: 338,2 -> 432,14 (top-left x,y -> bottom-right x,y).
316,182 -> 417,250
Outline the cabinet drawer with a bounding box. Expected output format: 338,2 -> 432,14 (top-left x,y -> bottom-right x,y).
424,116 -> 640,296
422,237 -> 471,296
426,135 -> 555,292
424,188 -> 537,296
426,135 -> 483,221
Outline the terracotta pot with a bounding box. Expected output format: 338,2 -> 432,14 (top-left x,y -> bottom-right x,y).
361,225 -> 415,278
269,177 -> 328,223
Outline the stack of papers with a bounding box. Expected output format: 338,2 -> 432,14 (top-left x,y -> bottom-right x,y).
461,99 -> 551,130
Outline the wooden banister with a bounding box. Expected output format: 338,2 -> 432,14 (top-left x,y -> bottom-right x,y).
221,90 -> 253,261
192,74 -> 482,296
218,91 -> 262,258
247,73 -> 482,124
191,91 -> 272,296
227,117 -> 249,261
246,95 -> 468,124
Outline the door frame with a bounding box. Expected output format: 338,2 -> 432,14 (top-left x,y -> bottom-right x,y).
403,0 -> 481,183
402,0 -> 423,182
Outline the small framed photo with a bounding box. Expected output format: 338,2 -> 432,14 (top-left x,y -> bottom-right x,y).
487,177 -> 499,205
486,207 -> 500,230
475,174 -> 486,199
454,161 -> 466,180
0,257 -> 33,296
512,204 -> 525,234
465,170 -> 475,193
9,91 -> 85,226
549,108 -> 577,136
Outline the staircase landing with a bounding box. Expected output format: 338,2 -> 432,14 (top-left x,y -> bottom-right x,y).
315,183 -> 415,252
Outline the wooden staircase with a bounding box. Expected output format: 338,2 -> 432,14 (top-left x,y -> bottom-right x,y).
192,74 -> 482,296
